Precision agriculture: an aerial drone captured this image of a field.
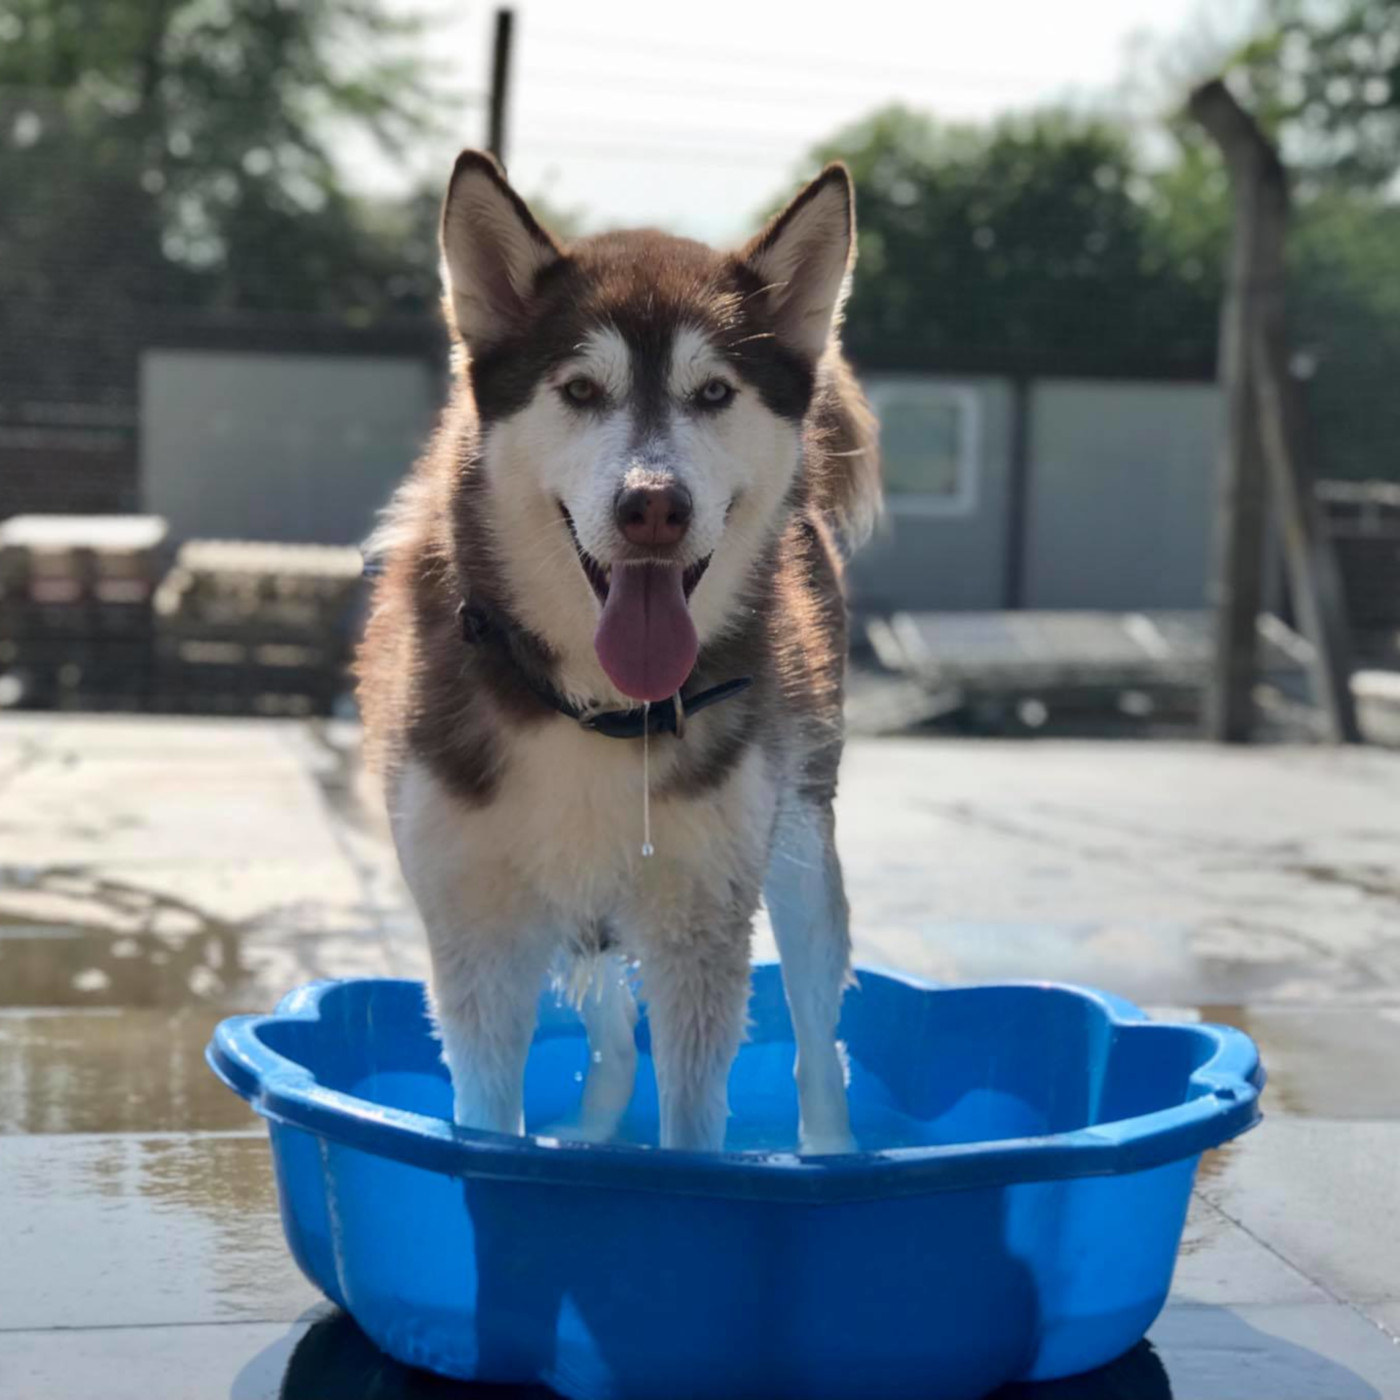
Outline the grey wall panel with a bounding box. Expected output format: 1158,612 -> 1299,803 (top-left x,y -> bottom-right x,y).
141,350 -> 438,545
847,375 -> 1014,613
1022,380 -> 1221,610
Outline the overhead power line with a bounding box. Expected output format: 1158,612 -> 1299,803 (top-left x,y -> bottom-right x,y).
517,65 -> 1013,110
525,30 -> 1050,93
513,117 -> 810,155
511,136 -> 803,169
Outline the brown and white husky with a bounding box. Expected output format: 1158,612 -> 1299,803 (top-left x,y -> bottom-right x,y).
356,151 -> 880,1154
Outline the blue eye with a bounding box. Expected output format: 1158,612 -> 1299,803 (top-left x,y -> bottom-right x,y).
696,378 -> 735,408
563,376 -> 602,406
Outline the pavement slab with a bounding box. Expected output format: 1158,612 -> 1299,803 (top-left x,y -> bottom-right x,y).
1,716 -> 1398,1396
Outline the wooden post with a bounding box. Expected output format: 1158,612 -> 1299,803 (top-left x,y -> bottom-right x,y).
486,8 -> 514,165
1189,79 -> 1360,744
1191,79 -> 1267,742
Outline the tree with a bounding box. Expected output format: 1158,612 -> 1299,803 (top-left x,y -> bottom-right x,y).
794,98 -> 1400,483
0,0 -> 443,323
1224,0 -> 1400,478
805,106 -> 1219,374
1288,193 -> 1400,479
1235,0 -> 1400,189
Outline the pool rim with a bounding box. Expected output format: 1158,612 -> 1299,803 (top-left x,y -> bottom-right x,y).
206,965 -> 1263,1206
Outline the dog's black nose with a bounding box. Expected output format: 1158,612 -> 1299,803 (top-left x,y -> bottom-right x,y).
615,483 -> 692,547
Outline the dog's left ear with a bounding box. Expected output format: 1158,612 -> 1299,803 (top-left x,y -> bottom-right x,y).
741,164 -> 855,360
440,150 -> 563,350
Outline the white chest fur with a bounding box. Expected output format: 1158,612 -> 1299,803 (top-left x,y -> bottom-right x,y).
391,717 -> 778,941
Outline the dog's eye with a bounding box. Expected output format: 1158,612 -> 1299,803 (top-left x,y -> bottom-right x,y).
696,378 -> 735,409
562,376 -> 602,406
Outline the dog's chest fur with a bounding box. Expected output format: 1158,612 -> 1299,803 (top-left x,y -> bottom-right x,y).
393,711 -> 779,940
493,718 -> 663,913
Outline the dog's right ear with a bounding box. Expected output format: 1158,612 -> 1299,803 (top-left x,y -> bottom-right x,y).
440,151 -> 562,350
741,164 -> 854,361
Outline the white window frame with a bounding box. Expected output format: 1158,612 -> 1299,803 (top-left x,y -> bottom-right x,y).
865,379 -> 982,518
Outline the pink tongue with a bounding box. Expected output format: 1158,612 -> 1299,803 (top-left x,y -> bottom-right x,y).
594,562 -> 698,703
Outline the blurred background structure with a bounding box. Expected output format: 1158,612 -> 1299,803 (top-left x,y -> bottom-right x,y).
1,0 -> 1399,731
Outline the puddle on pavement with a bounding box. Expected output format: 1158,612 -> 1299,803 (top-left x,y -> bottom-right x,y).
1193,1004 -> 1400,1121
0,857 -> 412,1133
861,918 -> 1369,1009
0,1132 -> 315,1330
0,1007 -> 257,1134
0,865 -> 244,1009
0,865 -> 259,1132
0,922 -> 243,1008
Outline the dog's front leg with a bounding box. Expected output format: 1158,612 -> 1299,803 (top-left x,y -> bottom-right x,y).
391,761 -> 556,1135
429,924 -> 555,1134
764,797 -> 855,1155
638,923 -> 753,1152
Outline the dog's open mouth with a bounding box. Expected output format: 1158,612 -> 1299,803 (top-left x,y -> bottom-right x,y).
558,504 -> 710,604
559,503 -> 708,703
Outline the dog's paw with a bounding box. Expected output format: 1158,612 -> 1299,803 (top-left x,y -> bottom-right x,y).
799,1128 -> 857,1157
535,1117 -> 618,1145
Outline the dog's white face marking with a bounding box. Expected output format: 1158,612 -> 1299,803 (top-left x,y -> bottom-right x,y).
565,324 -> 631,402
666,325 -> 717,398
482,322 -> 803,700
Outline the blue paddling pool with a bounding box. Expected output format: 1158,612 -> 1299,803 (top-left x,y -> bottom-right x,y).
208,964 -> 1263,1399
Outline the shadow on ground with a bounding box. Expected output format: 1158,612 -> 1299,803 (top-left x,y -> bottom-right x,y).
261,1300 -> 1383,1400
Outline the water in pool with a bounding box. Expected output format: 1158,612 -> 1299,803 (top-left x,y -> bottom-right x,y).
353,1032 -> 1050,1155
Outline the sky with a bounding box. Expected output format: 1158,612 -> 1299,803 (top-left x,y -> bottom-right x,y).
351,0 -> 1262,243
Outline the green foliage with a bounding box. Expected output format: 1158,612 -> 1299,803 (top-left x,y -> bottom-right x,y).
808,106 -> 1219,372
1143,124 -> 1400,481
801,99 -> 1400,480
1235,0 -> 1400,188
0,0 -> 443,321
1290,193 -> 1400,478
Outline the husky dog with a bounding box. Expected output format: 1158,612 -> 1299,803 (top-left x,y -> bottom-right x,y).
357,151 -> 880,1154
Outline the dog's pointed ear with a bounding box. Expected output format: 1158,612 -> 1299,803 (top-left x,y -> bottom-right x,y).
440,150 -> 563,349
740,164 -> 855,360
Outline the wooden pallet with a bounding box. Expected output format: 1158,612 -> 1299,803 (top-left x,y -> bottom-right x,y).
865,609 -> 1309,727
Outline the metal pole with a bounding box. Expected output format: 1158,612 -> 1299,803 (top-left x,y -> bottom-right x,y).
1002,375 -> 1033,610
486,8 -> 514,165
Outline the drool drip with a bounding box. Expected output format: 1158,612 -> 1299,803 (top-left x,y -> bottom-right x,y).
640,702 -> 654,858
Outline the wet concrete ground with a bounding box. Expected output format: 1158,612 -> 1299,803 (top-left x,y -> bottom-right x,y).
1,714 -> 1397,1397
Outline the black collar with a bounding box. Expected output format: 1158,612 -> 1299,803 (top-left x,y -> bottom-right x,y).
457,599 -> 752,740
